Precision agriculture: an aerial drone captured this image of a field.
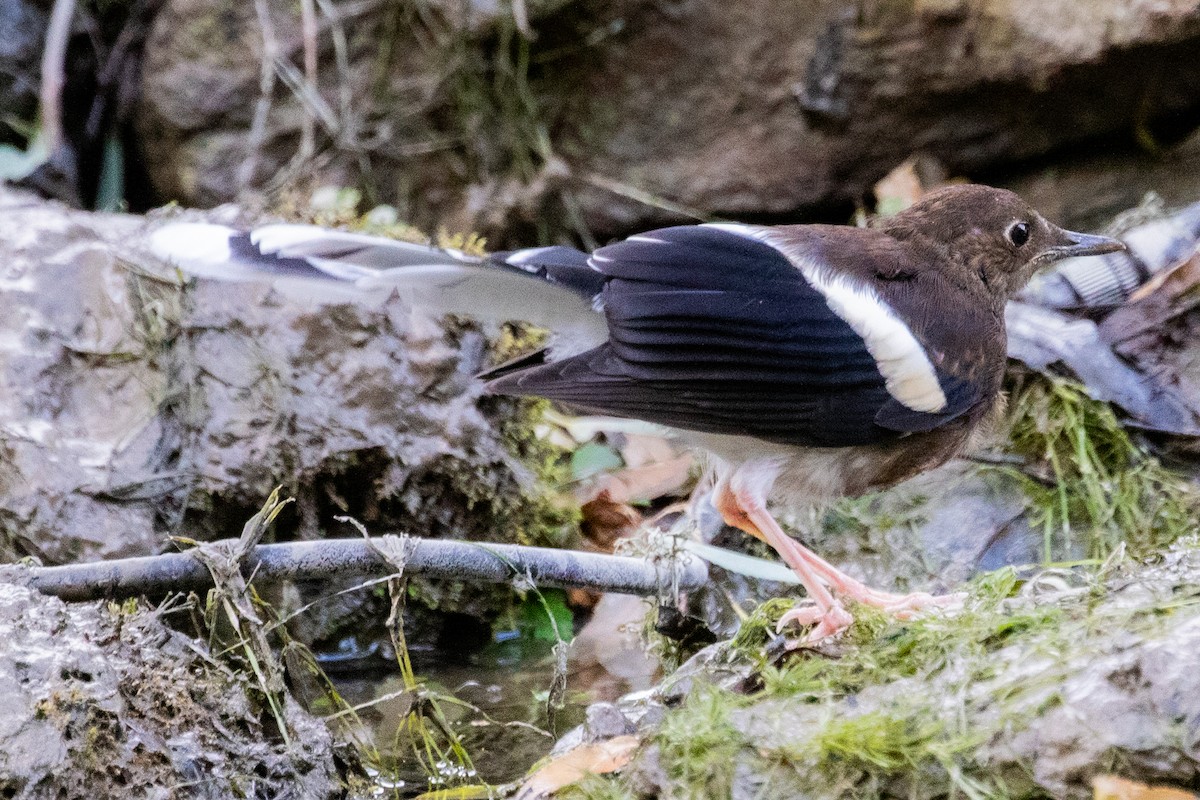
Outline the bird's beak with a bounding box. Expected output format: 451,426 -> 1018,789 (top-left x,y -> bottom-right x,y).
1033,229 -> 1125,267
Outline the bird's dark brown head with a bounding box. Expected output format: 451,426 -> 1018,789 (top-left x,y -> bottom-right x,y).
880,184 -> 1124,305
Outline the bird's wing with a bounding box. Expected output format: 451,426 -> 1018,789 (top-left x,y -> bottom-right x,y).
487,224 -> 983,447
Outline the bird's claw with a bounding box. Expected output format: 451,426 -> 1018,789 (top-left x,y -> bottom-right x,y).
775,589 -> 965,640
775,601 -> 854,641
872,590 -> 966,619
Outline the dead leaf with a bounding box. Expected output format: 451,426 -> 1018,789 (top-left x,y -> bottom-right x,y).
1125,251 -> 1200,305
580,493 -> 642,551
588,456 -> 695,505
874,154 -> 952,214
1106,253 -> 1200,341
874,157 -> 925,215
618,433 -> 678,468
1092,775 -> 1199,800
517,735 -> 640,800
571,593 -> 660,686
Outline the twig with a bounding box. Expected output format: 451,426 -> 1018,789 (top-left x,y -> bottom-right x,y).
272,55 -> 339,135
23,536 -> 709,602
298,0 -> 319,160
512,0 -> 534,39
40,0 -> 77,155
315,0 -> 355,142
583,172 -> 718,222
238,0 -> 281,195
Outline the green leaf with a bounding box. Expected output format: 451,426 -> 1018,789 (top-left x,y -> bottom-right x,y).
517,588 -> 573,642
569,442 -> 622,482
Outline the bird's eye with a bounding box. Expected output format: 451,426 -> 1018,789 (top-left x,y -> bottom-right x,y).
1007,221 -> 1031,247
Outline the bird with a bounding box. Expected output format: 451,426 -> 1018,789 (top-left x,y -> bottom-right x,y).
149,184 -> 1123,640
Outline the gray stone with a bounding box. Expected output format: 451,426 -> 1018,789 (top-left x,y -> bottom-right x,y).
0,582 -> 342,799
583,702 -> 635,742
0,187 -> 566,644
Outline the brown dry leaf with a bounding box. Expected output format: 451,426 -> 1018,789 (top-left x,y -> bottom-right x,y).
517,735 -> 640,800
591,455 -> 695,505
1093,775 -> 1199,800
619,433 -> 678,468
1125,251 -> 1200,306
874,157 -> 926,214
580,493 -> 642,551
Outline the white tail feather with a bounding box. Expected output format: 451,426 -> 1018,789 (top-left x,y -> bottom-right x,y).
148,221 -> 607,354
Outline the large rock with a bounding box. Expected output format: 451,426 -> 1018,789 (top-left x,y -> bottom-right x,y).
569,540 -> 1200,799
0,581 -> 342,799
0,187 -> 569,644
135,0 -> 1200,242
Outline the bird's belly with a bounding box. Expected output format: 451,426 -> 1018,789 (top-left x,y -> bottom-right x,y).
683,426 -> 975,502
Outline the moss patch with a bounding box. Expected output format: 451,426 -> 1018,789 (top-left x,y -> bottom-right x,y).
655,689 -> 749,798
579,545 -> 1200,799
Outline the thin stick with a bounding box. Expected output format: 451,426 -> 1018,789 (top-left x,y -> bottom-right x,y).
583,172 -> 718,222
238,0 -> 281,195
21,536 -> 708,602
298,0 -> 319,160
40,0 -> 77,155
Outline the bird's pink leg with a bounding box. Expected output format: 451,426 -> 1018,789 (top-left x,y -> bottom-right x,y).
714,469 -> 853,641
713,464 -> 961,639
763,531 -> 963,620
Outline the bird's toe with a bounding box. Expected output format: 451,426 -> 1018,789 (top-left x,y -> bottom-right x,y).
881,590 -> 966,619
776,602 -> 854,641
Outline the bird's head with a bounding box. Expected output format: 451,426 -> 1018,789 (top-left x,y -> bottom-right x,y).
882,184 -> 1124,303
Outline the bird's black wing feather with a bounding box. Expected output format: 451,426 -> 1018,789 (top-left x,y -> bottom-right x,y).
487,225 -> 979,447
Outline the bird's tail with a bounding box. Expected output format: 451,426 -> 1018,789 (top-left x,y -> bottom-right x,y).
147,222 -> 607,343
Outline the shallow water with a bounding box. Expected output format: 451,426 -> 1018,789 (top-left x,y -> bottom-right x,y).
330,633 -> 630,794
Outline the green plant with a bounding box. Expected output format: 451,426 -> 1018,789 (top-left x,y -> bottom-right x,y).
1001,375 -> 1196,562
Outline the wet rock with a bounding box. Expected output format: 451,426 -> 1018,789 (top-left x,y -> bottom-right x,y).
0,581 -> 342,799
0,186 -> 570,643
583,702 -> 636,742
569,542 -> 1200,799
136,0 -> 1200,241
800,460 -> 1042,591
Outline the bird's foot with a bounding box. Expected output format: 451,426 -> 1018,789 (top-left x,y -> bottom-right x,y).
842,586 -> 967,620
774,589 -> 964,641
770,536 -> 966,620
775,601 -> 854,641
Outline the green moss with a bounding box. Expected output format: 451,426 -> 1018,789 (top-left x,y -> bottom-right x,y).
655,690 -> 748,798
491,393 -> 579,549
824,491 -> 930,538
729,596 -> 797,658
810,711 -> 956,772
759,569 -> 1060,700
1001,375 -> 1197,562
557,774 -> 639,800
637,569 -> 1079,798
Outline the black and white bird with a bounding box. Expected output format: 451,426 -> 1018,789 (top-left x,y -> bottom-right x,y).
150,185 -> 1122,639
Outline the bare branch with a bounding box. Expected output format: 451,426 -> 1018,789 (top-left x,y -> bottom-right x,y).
21,536 -> 709,602
298,0 -> 319,160
40,0 -> 77,155
238,0 -> 281,196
